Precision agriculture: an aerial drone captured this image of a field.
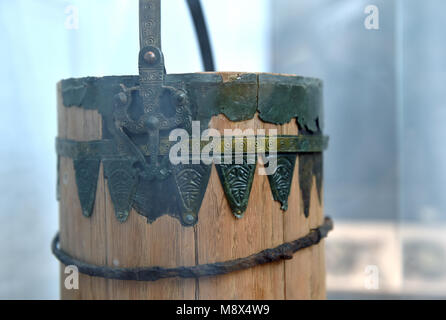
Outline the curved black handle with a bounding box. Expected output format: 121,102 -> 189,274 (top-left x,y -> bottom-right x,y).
186,0 -> 215,71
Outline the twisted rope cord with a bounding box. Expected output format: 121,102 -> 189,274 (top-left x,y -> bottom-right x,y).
52,217 -> 333,282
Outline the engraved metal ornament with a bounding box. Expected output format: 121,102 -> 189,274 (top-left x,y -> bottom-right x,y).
267,154 -> 297,211
216,158 -> 257,218
111,1 -> 192,182
174,163 -> 212,226
103,160 -> 138,223
103,0 -> 201,225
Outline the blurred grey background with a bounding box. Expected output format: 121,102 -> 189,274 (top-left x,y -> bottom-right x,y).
1,0 -> 445,299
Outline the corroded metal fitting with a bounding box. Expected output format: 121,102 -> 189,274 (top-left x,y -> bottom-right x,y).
56,0 -> 329,227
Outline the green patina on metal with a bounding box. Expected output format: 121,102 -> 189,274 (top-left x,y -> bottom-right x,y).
56,135 -> 328,158
267,154 -> 298,211
215,73 -> 258,121
56,0 -> 328,226
56,135 -> 327,222
73,159 -> 101,217
173,163 -> 212,226
216,158 -> 257,218
258,74 -> 323,132
61,73 -> 324,131
298,153 -> 323,218
103,160 -> 139,223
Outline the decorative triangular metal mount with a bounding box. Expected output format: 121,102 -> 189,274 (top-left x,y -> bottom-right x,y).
267,154 -> 298,211
73,159 -> 101,218
216,158 -> 257,219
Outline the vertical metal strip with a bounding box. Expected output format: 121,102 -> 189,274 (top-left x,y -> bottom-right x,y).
138,0 -> 165,174
139,0 -> 161,50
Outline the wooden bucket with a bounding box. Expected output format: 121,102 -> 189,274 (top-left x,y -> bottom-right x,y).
53,1 -> 331,300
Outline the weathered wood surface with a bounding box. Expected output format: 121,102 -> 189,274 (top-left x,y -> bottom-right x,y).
57,72 -> 326,300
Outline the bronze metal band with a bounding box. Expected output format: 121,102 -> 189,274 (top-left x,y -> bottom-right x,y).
56,135 -> 329,159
